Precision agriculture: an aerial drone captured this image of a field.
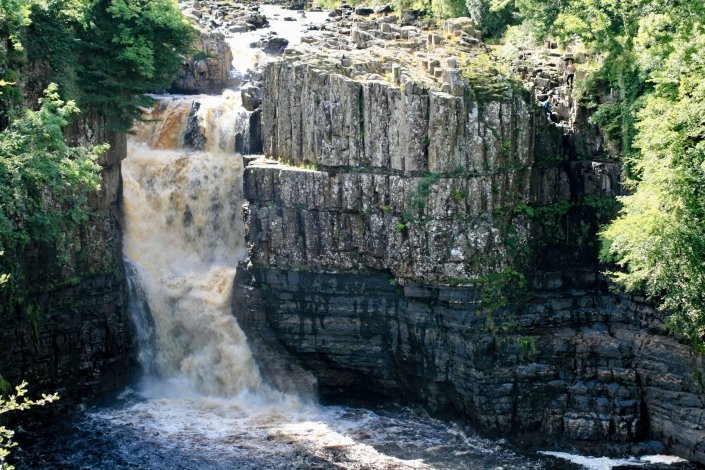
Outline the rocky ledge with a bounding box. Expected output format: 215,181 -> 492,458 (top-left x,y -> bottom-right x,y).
235,269 -> 705,461
0,118 -> 134,407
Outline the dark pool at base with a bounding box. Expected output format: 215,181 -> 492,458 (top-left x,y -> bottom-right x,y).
10,388 -> 700,470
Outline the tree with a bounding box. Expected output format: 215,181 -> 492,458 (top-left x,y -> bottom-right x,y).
0,381 -> 59,470
601,11 -> 705,346
76,0 -> 195,130
0,84 -> 104,285
465,0 -> 516,38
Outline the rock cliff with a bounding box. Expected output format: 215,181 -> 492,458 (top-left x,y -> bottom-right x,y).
0,114 -> 134,406
235,10 -> 705,464
171,30 -> 234,94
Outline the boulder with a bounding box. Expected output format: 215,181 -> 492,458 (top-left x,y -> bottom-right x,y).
263,37 -> 289,55
245,12 -> 268,29
355,6 -> 375,16
241,84 -> 262,111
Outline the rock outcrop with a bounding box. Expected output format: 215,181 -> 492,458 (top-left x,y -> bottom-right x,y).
171,31 -> 234,93
257,56 -> 532,283
235,268 -> 705,461
0,116 -> 133,406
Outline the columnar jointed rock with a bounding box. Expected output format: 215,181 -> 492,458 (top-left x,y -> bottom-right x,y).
257,56 -> 533,284
263,59 -> 532,174
244,163 -> 527,281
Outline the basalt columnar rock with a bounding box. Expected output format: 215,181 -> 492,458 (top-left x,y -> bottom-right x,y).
235,12 -> 705,465
256,57 -> 532,283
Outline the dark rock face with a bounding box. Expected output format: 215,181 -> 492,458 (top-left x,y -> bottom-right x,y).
171,31 -> 233,94
0,118 -> 134,406
0,275 -> 134,407
235,267 -> 705,462
263,36 -> 290,55
245,12 -> 269,29
241,84 -> 262,112
354,7 -> 375,16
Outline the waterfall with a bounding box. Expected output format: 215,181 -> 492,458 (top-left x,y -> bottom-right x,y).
120,4 -> 332,400
122,92 -> 260,396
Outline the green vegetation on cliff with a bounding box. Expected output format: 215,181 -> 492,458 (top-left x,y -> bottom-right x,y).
0,0 -> 193,284
0,381 -> 59,470
466,0 -> 705,346
0,85 -> 104,290
0,0 -> 193,351
334,0 -> 705,345
601,15 -> 705,346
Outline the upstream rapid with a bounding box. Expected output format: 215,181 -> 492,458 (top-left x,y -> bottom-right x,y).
11,6 -> 700,470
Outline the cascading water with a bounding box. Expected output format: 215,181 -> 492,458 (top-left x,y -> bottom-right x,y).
123,97 -> 260,396
13,7 -> 698,470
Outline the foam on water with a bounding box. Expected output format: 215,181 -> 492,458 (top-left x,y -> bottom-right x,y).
57,384 -> 548,470
226,5 -> 329,83
539,451 -> 689,470
640,456 -> 689,465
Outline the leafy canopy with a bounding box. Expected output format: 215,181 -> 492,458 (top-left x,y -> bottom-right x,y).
2,0 -> 195,130
0,381 -> 59,470
468,0 -> 705,345
77,0 -> 196,129
0,84 -> 104,283
601,11 -> 705,346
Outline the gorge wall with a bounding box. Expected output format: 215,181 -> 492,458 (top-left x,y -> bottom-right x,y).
0,115 -> 134,406
234,30 -> 705,464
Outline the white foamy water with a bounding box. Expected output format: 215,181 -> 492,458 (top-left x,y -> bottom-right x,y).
226,5 -> 329,82
123,57 -> 261,396
539,451 -> 689,470
122,140 -> 260,396
121,3 -> 333,400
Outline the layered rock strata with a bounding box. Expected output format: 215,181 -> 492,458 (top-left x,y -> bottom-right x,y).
0,118 -> 133,406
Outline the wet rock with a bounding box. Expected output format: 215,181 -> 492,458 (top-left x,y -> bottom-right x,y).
171,31 -> 233,93
355,6 -> 374,16
241,84 -> 262,111
230,23 -> 249,33
263,36 -> 289,55
376,4 -> 394,14
245,12 -> 268,29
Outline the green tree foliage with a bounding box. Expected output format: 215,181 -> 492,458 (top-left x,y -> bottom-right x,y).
2,0 -> 195,130
464,0 -> 705,345
601,11 -> 705,346
0,381 -> 59,470
432,0 -> 467,20
465,0 -> 515,38
0,84 -> 104,285
77,0 -> 195,129
0,0 -> 37,123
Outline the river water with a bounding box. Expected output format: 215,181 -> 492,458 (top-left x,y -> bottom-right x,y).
11,7 -> 701,470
